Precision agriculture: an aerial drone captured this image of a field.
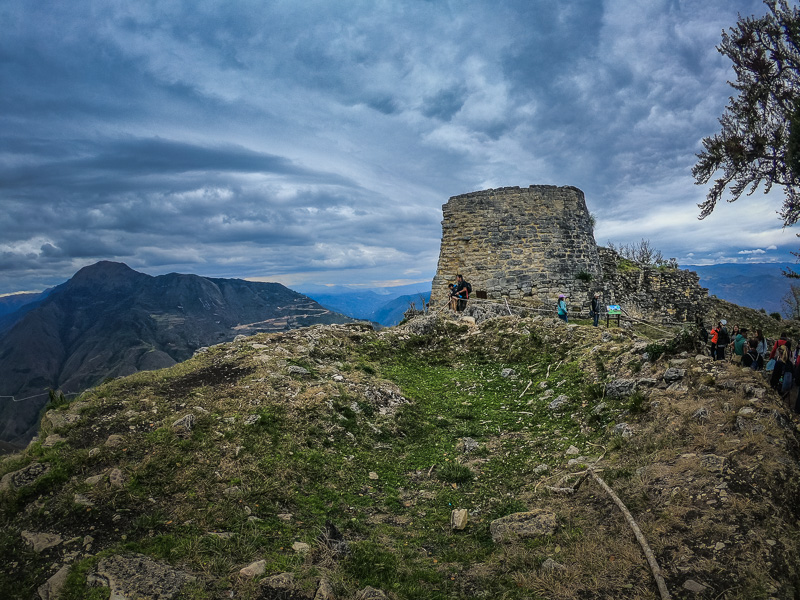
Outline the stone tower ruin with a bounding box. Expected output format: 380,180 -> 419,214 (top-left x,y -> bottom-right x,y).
431,185 -> 600,309
431,184 -> 714,323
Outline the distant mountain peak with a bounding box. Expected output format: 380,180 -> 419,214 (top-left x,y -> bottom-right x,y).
67,261 -> 147,290
0,263 -> 355,446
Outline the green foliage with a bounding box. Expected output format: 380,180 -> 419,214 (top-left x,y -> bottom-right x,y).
771,312 -> 783,321
343,540 -> 400,585
61,556 -> 109,600
694,0 -> 800,230
437,462 -> 474,484
575,270 -> 593,282
585,382 -> 606,401
644,327 -> 696,361
616,257 -> 639,273
626,390 -> 648,415
45,389 -> 70,410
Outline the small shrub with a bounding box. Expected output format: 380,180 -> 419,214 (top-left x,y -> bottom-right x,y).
343,541 -> 399,585
616,258 -> 639,273
627,391 -> 648,414
644,341 -> 667,361
594,355 -> 606,374
576,271 -> 593,282
771,312 -> 782,321
437,462 -> 474,484
585,383 -> 605,401
45,389 -> 70,411
644,327 -> 696,361
358,361 -> 376,375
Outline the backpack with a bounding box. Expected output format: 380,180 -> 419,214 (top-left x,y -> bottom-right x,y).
465,281 -> 472,295
782,369 -> 794,394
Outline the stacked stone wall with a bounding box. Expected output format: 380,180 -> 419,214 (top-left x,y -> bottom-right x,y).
431,185 -> 720,324
431,186 -> 600,308
596,248 -> 710,323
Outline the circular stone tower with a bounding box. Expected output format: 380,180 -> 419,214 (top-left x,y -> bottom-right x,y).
431,185 -> 601,309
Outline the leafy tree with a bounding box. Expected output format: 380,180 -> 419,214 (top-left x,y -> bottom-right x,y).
693,1 -> 800,229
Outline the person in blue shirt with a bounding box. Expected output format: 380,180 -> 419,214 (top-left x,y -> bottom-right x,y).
557,294 -> 568,323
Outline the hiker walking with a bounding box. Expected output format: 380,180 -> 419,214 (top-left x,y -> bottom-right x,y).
557,294 -> 568,323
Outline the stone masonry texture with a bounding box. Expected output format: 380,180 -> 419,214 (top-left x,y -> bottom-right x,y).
431,185 -> 713,323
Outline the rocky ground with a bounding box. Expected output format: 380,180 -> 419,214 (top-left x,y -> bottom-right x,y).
1,312 -> 799,599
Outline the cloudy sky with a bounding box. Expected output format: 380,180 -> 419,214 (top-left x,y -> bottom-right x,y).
1,0 -> 795,295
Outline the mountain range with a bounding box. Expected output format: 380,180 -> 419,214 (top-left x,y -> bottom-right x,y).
0,261 -> 354,448
686,262 -> 795,315
297,283 -> 431,326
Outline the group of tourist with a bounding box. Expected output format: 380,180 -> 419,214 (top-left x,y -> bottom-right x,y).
446,277 -> 798,413
706,321 -> 799,411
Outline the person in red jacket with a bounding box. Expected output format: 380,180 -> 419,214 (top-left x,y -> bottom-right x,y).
710,323 -> 720,358
769,332 -> 790,360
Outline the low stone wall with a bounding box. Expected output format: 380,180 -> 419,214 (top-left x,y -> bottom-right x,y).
595,247 -> 710,323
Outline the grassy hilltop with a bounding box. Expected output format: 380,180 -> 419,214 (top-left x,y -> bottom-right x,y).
1,312 -> 799,599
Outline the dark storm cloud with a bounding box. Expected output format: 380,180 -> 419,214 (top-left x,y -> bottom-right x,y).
0,0 -> 794,294
422,86 -> 468,122
0,138 -> 351,190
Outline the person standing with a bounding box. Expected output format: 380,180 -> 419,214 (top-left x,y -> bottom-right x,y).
557,294 -> 568,323
756,329 -> 768,366
769,332 -> 790,360
590,292 -> 601,327
771,344 -> 790,392
732,328 -> 747,365
449,274 -> 470,311
716,320 -> 730,361
710,322 -> 720,360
